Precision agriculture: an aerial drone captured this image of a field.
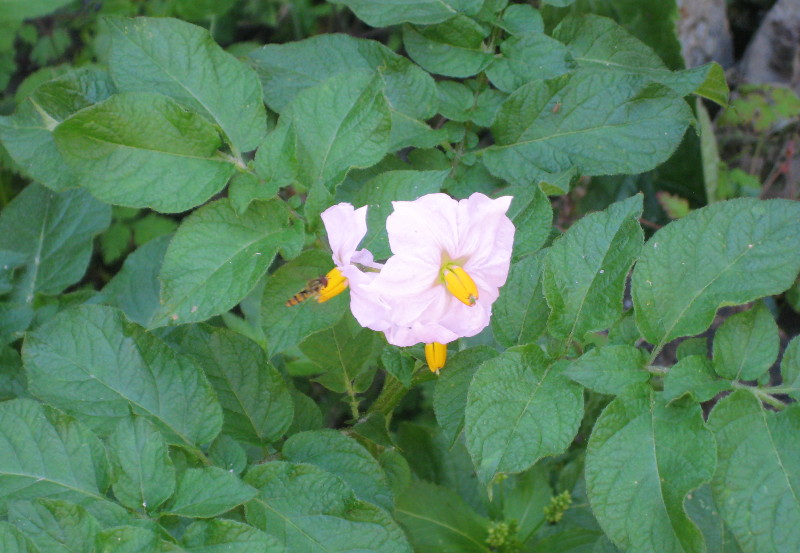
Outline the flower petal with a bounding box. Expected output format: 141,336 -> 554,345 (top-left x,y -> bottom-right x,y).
386,193 -> 459,262
321,203 -> 369,267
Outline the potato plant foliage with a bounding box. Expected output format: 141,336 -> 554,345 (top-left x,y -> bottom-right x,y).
0,1 -> 798,553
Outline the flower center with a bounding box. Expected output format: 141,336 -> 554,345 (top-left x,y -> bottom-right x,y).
317,267 -> 348,303
441,264 -> 478,306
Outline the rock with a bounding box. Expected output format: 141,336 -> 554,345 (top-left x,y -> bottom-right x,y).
677,0 -> 735,68
737,0 -> 800,93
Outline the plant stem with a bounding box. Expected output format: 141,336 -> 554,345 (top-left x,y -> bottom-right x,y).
732,382 -> 787,410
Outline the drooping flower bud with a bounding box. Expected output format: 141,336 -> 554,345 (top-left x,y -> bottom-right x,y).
318,267 -> 347,303
425,342 -> 447,373
443,265 -> 478,306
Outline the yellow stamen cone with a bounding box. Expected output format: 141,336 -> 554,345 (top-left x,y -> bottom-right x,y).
443,265 -> 479,306
425,342 -> 447,373
318,267 -> 348,303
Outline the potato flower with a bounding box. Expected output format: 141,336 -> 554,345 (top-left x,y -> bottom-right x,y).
366,192 -> 515,368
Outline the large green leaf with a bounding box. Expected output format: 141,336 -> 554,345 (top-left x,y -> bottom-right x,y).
663,355 -> 731,404
632,199 -> 800,351
491,251 -> 549,348
395,480 -> 490,553
433,346 -> 500,447
0,400 -> 109,514
280,71 -> 392,195
330,0 -> 483,26
483,69 -> 692,186
23,305 -> 222,446
181,519 -> 284,553
163,467 -> 257,518
780,336 -> 800,400
245,461 -> 412,553
504,184 -> 553,260
95,526 -> 160,553
8,499 -> 100,553
102,234 -> 170,328
543,195 -> 643,343
283,430 -> 393,511
553,15 -> 728,105
107,416 -> 175,512
0,183 -> 110,303
302,317 -> 382,394
104,17 -> 266,153
486,33 -> 576,93
465,347 -> 583,484
0,0 -> 72,20
709,392 -> 800,553
0,522 -> 39,553
248,33 -> 436,121
0,68 -> 115,191
169,326 -> 294,446
53,92 -> 235,213
585,387 -> 716,553
564,344 -> 649,395
260,250 -> 348,356
685,485 -> 743,553
153,199 -> 303,327
712,305 -> 779,381
354,170 -> 447,259
402,17 -> 493,79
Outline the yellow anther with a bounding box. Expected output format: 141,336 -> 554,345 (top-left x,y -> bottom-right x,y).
443,265 -> 478,306
425,342 -> 447,373
317,267 -> 348,303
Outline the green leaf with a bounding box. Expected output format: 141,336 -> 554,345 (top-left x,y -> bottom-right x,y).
380,347 -> 415,388
543,194 -> 643,343
0,522 -> 39,553
684,485 -> 743,553
8,499 -> 100,553
553,15 -> 728,105
483,70 -> 692,186
0,399 -> 109,514
403,17 -> 493,79
0,68 -> 115,191
433,346 -> 499,446
709,391 -> 800,553
181,519 -> 284,553
208,435 -> 247,476
499,467 -> 551,544
107,416 -> 175,512
780,336 -> 800,400
330,0 -> 483,26
169,325 -> 294,446
354,170 -> 447,259
95,526 -> 160,553
498,4 -> 544,36
23,305 -> 223,446
153,199 -> 303,327
245,461 -> 412,553
698,100 -> 720,204
676,337 -> 708,360
465,347 -> 583,483
105,16 -> 266,153
712,305 -> 779,381
102,234 -> 170,328
250,125 -> 297,204
163,467 -> 257,518
0,0 -> 72,20
283,429 -> 393,511
632,199 -> 800,350
564,345 -> 649,395
282,71 -> 392,194
261,250 -> 348,356
54,92 -> 235,213
492,250 -> 549,348
395,480 -> 490,553
302,317 -> 382,394
505,184 -> 552,260
486,33 -> 576,93
248,34 -> 436,142
585,387 -> 716,553
0,183 -> 110,304
663,355 -> 731,404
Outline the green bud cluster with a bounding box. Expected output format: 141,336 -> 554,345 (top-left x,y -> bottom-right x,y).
485,520 -> 521,553
544,490 -> 573,524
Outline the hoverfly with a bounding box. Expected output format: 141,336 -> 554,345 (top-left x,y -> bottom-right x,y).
285,276 -> 328,306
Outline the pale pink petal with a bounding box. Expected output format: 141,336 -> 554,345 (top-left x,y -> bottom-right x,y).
386,193 -> 459,262
321,203 -> 368,267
